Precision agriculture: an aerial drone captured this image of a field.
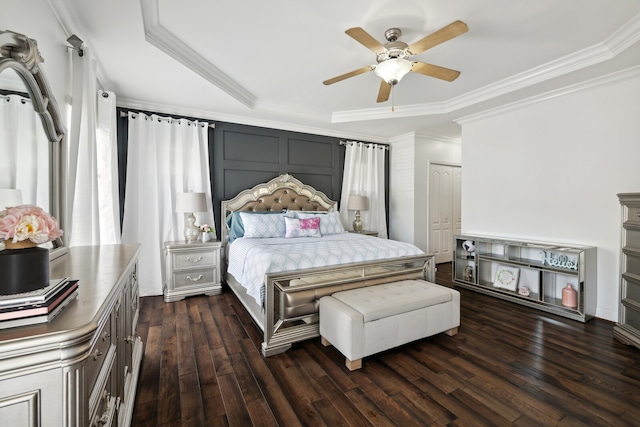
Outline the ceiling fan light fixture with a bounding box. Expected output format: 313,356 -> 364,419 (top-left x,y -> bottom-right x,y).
374,58 -> 412,85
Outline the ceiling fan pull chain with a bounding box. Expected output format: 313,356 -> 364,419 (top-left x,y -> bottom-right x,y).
391,85 -> 395,112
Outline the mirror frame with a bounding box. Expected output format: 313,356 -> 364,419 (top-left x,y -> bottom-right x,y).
0,30 -> 67,259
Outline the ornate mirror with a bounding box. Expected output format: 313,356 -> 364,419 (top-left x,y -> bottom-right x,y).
0,30 -> 67,258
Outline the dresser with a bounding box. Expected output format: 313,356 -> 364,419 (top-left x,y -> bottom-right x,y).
0,244 -> 142,427
614,194 -> 640,349
164,240 -> 222,302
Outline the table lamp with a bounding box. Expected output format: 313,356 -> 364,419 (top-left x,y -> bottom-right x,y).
347,194 -> 369,232
175,192 -> 207,243
0,189 -> 23,211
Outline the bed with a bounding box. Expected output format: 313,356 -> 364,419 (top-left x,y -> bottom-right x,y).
221,174 -> 436,356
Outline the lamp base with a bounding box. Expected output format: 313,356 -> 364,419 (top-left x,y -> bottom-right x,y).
353,210 -> 363,232
184,212 -> 200,243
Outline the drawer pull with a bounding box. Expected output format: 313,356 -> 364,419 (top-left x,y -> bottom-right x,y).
636,212 -> 640,218
186,256 -> 203,263
126,335 -> 136,344
96,400 -> 111,426
102,331 -> 110,341
186,274 -> 203,282
93,349 -> 103,361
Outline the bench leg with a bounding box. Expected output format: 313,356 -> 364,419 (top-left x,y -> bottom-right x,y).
445,327 -> 458,336
346,358 -> 362,371
321,336 -> 331,347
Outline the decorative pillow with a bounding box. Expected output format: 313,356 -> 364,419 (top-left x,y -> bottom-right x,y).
296,211 -> 345,235
239,212 -> 286,238
284,216 -> 321,238
226,211 -> 285,242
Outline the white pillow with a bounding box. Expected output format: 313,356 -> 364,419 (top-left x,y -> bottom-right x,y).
284,216 -> 321,238
239,212 -> 285,238
296,211 -> 345,235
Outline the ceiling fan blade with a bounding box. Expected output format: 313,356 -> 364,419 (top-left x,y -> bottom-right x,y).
377,80 -> 391,103
412,62 -> 461,82
407,20 -> 468,55
323,66 -> 373,85
345,27 -> 386,54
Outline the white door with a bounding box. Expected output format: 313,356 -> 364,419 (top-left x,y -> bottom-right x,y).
429,164 -> 462,264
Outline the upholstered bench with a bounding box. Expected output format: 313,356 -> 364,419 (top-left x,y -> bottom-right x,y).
319,279 -> 460,370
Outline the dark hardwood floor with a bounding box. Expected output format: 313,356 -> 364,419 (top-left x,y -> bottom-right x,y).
132,263 -> 640,426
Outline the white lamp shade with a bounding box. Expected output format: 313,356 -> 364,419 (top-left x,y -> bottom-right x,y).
0,189 -> 23,210
347,195 -> 369,211
175,192 -> 207,213
374,58 -> 412,84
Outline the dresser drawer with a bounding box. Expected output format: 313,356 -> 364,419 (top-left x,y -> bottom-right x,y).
173,267 -> 217,288
623,304 -> 640,331
625,205 -> 640,225
625,252 -> 640,277
172,250 -> 217,269
85,315 -> 113,395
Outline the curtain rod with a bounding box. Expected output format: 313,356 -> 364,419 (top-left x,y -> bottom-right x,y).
119,110 -> 215,128
340,140 -> 389,150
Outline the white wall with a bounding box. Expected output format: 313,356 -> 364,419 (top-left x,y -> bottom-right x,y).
460,72 -> 640,321
1,0 -> 70,115
389,132 -> 462,252
389,134 -> 415,244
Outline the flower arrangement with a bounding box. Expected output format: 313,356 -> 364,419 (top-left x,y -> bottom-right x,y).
0,204 -> 63,245
199,224 -> 214,234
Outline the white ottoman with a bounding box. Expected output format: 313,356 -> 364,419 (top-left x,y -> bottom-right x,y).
319,279 -> 460,370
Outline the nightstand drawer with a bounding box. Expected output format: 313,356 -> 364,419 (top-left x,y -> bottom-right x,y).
173,267 -> 218,288
172,250 -> 217,269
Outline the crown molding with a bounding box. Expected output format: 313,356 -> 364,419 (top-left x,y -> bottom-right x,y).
455,65 -> 640,125
331,101 -> 447,123
331,13 -> 640,124
140,0 -> 255,109
116,96 -> 390,144
415,133 -> 461,144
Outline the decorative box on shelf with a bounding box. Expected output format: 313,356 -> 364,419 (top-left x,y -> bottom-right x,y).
453,234 -> 596,322
164,240 -> 222,302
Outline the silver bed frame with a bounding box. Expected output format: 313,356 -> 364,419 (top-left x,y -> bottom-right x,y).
221,174 -> 436,356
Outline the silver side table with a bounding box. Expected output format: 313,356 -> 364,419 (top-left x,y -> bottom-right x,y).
164,240 -> 222,302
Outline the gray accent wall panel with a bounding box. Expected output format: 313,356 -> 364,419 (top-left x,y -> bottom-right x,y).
212,122 -> 345,232
288,139 -> 333,167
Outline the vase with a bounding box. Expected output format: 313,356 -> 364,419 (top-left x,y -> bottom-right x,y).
0,242 -> 49,294
201,232 -> 211,242
562,283 -> 577,308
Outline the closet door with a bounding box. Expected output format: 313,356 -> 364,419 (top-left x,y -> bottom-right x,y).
429,164 -> 461,264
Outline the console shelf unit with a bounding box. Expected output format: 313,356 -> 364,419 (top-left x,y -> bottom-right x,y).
453,234 -> 596,322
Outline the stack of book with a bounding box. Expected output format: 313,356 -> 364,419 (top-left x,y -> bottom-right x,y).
0,277 -> 79,329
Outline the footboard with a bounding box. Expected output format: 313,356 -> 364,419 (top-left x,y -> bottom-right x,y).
261,254 -> 436,356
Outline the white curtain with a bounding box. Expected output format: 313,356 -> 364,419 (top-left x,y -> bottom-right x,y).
340,141 -> 388,239
0,94 -> 49,208
66,46 -> 121,246
122,112 -> 213,296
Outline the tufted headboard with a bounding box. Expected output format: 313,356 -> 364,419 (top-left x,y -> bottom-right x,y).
220,174 -> 337,250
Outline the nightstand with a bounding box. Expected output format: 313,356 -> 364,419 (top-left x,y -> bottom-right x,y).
164,240 -> 222,302
348,230 -> 378,237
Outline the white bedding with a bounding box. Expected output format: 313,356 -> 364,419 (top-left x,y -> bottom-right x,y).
227,233 -> 425,305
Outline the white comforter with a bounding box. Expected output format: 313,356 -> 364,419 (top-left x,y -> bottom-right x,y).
227,233 -> 424,305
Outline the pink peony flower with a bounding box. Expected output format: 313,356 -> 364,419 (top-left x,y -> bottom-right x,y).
0,204 -> 63,244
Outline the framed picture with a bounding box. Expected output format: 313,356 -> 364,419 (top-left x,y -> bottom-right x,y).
493,264 -> 519,291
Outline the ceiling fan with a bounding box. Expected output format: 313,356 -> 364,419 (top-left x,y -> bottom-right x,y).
323,20 -> 468,104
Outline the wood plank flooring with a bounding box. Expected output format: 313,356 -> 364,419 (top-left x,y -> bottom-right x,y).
132,263 -> 640,426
